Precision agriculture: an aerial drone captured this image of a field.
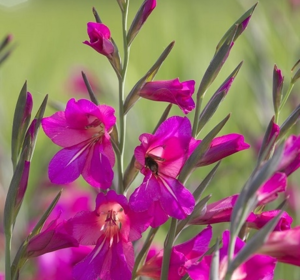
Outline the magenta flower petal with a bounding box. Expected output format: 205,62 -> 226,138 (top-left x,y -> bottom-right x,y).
139,79 -> 195,114
257,172 -> 287,205
83,22 -> 114,56
196,133 -> 250,166
73,236 -> 134,280
42,98 -> 116,188
259,226 -> 300,266
246,210 -> 293,231
48,143 -> 89,184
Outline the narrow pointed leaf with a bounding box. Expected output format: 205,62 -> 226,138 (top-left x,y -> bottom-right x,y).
22,95 -> 48,161
123,41 -> 175,114
278,104 -> 300,140
4,153 -> 27,231
216,3 -> 257,52
108,37 -> 122,79
197,62 -> 243,134
179,114 -> 230,183
92,7 -> 102,23
291,59 -> 300,84
193,161 -> 221,201
227,209 -> 285,276
11,81 -> 32,169
81,71 -> 99,105
123,155 -> 139,192
197,91 -> 226,134
153,104 -> 172,133
0,34 -> 12,51
29,190 -> 63,237
176,194 -> 212,236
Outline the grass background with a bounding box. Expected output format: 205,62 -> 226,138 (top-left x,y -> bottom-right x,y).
1,0 -> 300,279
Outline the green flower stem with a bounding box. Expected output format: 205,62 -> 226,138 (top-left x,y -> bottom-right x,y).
117,0 -> 130,193
161,218 -> 177,279
131,227 -> 159,279
5,226 -> 12,280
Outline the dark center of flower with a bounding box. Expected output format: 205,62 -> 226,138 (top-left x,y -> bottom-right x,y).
145,156 -> 159,175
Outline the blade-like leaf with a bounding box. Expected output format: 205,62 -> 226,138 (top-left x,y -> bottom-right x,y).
123,155 -> 139,192
179,114 -> 230,183
215,3 -> 257,52
22,95 -> 48,161
123,41 -> 175,114
81,71 -> 99,105
272,65 -> 284,116
278,104 -> 300,140
92,7 -> 102,23
11,81 -> 32,169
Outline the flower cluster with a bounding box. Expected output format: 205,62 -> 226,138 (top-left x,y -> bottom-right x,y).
3,1 -> 300,280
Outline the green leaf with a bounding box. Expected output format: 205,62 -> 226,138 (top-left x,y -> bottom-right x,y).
179,114 -> 230,183
22,95 -> 48,162
11,81 -> 32,170
197,62 -> 242,134
278,104 -> 300,140
215,3 -> 257,52
92,7 -> 102,23
81,71 -> 99,105
30,190 -> 62,237
123,41 -> 175,114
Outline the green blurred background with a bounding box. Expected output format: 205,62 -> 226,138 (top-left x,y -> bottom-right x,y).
1,0 -> 300,279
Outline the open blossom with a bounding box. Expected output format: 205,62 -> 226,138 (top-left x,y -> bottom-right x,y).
129,116 -> 196,227
42,98 -> 116,189
139,79 -> 195,114
83,22 -> 114,56
65,190 -> 151,280
188,230 -> 276,280
137,226 -> 212,280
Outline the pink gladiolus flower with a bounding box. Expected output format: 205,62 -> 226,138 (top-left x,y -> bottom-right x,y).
259,226 -> 300,266
137,226 -> 212,280
83,22 -> 114,56
129,116 -> 196,227
196,134 -> 250,167
33,246 -> 92,280
256,172 -> 287,205
246,210 -> 293,231
277,135 -> 300,176
65,190 -> 151,280
188,231 -> 276,280
42,98 -> 116,188
139,79 -> 195,114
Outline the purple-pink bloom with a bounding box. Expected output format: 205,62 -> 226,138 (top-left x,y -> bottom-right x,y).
137,226 -> 212,280
83,22 -> 114,56
42,98 -> 116,189
196,134 -> 250,167
256,172 -> 287,205
33,246 -> 92,280
139,79 -> 195,114
129,116 -> 196,227
246,210 -> 293,231
65,190 -> 151,280
259,226 -> 300,266
188,230 -> 276,280
277,135 -> 300,176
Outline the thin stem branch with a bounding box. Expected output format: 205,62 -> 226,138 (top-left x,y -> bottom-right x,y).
5,227 -> 12,280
